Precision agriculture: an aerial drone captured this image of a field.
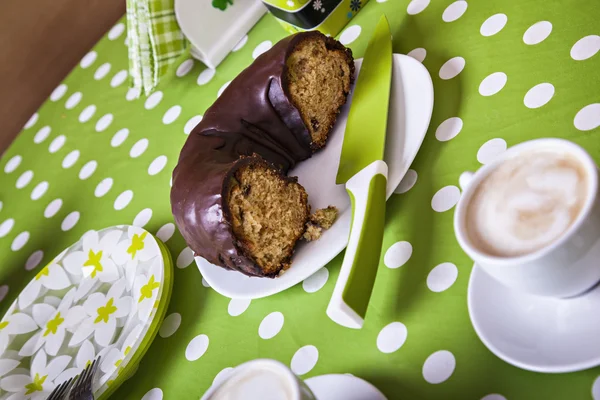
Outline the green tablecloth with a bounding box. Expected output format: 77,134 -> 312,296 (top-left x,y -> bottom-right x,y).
1,0 -> 600,398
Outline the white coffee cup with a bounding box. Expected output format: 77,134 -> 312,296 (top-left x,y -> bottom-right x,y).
454,138 -> 600,298
201,359 -> 315,400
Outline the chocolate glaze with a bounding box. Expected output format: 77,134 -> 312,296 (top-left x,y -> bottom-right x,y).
170,31 -> 353,277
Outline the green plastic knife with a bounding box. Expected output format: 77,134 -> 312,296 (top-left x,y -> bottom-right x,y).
326,15 -> 392,329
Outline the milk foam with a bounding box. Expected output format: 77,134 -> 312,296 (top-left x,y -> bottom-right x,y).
209,365 -> 294,400
467,150 -> 588,257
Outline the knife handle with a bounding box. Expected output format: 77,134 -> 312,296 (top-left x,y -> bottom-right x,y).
327,160 -> 388,329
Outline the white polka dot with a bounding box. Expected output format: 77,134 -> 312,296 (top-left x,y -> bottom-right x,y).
65,92 -> 82,109
439,57 -> 465,80
302,267 -> 329,293
176,59 -> 194,77
197,69 -> 216,86
16,170 -> 33,189
431,186 -> 460,212
145,91 -> 163,109
148,156 -> 168,176
427,262 -> 458,292
339,25 -> 361,45
218,81 -> 231,97
524,83 -> 554,109
95,114 -> 113,132
232,35 -> 248,52
479,72 -> 507,96
94,63 -> 111,80
48,135 -> 66,153
79,161 -> 97,180
0,286 -> 8,303
592,376 -> 600,400
79,105 -> 96,123
4,155 -> 21,173
442,1 -> 467,22
31,181 -> 49,200
406,48 -> 426,63
126,87 -> 140,101
95,178 -> 113,197
24,113 -> 38,129
213,368 -> 234,387
228,298 -> 251,316
291,345 -> 318,375
477,138 -> 507,164
377,322 -> 408,353
259,312 -> 284,339
130,139 -> 149,158
481,395 -> 506,400
252,41 -> 273,59
407,0 -> 430,15
108,22 -> 125,40
159,313 -> 181,338
458,171 -> 472,191
141,387 -> 163,400
435,117 -> 463,141
25,250 -> 44,271
480,13 -> 507,36
133,208 -> 152,228
44,199 -> 62,218
376,0 -> 387,2
395,170 -> 418,194
523,21 -> 552,45
162,106 -> 181,124
185,334 -> 209,361
34,126 -> 51,144
61,211 -> 80,231
111,128 -> 129,147
571,35 -> 600,61
423,350 -> 456,384
61,150 -> 79,169
110,70 -> 128,87
156,223 -> 175,242
114,190 -> 133,210
384,241 -> 412,269
11,231 -> 30,251
80,51 -> 97,68
176,247 -> 194,269
184,115 -> 203,134
0,219 -> 15,238
574,104 -> 600,132
50,84 -> 67,102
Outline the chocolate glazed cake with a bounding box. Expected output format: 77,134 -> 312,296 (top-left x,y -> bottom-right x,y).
171,31 -> 354,277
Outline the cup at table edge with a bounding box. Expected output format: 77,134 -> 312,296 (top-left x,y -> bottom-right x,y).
200,359 -> 315,400
453,138 -> 600,298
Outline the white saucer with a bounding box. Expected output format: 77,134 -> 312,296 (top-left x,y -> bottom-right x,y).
468,263 -> 600,373
305,374 -> 386,400
198,54 -> 434,299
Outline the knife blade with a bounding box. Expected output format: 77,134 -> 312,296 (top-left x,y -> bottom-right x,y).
326,15 -> 393,329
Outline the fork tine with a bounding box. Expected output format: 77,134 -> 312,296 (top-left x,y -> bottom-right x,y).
47,377 -> 73,400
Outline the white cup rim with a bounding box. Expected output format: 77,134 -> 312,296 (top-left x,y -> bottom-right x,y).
200,359 -> 303,400
454,138 -> 598,265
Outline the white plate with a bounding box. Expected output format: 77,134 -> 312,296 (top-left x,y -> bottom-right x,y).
198,54 -> 434,299
305,374 -> 387,400
468,264 -> 600,373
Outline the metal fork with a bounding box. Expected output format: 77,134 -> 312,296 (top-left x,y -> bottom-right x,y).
46,377 -> 74,400
67,357 -> 101,400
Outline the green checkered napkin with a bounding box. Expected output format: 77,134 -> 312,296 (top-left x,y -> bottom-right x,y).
126,0 -> 187,95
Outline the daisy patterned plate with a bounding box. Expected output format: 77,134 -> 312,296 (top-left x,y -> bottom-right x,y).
0,225 -> 173,400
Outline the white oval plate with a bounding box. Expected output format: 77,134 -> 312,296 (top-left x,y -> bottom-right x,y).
468,264 -> 600,373
198,54 -> 434,299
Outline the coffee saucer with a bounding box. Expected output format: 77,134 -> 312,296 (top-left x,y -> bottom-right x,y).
468,264 -> 600,373
305,374 -> 386,400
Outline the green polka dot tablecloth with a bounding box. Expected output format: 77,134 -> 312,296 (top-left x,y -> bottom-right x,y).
1,0 -> 600,399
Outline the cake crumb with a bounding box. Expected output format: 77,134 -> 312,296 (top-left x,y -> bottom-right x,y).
302,206 -> 338,241
303,224 -> 323,241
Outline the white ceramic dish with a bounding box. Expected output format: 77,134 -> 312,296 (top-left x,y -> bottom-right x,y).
468,263 -> 600,373
305,374 -> 387,400
198,54 -> 434,299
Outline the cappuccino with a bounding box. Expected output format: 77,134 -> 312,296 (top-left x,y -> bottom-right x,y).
466,149 -> 588,257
